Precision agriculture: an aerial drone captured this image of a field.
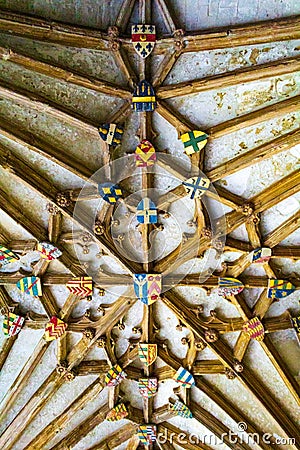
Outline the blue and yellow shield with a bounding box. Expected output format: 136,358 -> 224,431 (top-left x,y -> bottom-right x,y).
137,198 -> 158,224
218,277 -> 244,297
132,80 -> 156,112
98,123 -> 124,147
98,182 -> 123,204
267,279 -> 295,299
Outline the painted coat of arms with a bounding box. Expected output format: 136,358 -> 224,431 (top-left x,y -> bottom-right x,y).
106,403 -> 128,421
44,316 -> 68,341
249,247 -> 272,264
173,366 -> 195,387
137,198 -> 158,224
218,277 -> 244,297
243,317 -> 265,341
98,123 -> 124,146
183,176 -> 210,199
171,400 -> 193,418
132,80 -> 156,112
16,276 -> 42,297
138,343 -> 157,366
132,24 -> 156,58
0,245 -> 19,266
135,140 -> 156,167
138,425 -> 157,444
98,182 -> 123,204
37,242 -> 62,260
105,365 -> 127,387
292,316 -> 300,334
138,378 -> 158,398
267,279 -> 295,299
3,312 -> 25,337
133,274 -> 161,305
66,277 -> 93,298
180,130 -> 208,155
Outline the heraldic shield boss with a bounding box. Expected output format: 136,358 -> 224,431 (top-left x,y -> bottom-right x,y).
44,316 -> 68,342
0,245 -> 19,266
98,123 -> 124,147
181,130 -> 208,155
137,198 -> 158,224
3,313 -> 24,337
106,403 -> 128,422
135,140 -> 156,167
249,247 -> 272,264
138,425 -> 157,444
132,24 -> 156,58
66,277 -> 93,299
37,242 -> 62,260
267,279 -> 295,299
138,378 -> 158,398
172,400 -> 193,419
16,276 -> 42,297
138,343 -> 157,366
132,80 -> 157,112
134,274 -> 162,304
98,182 -> 123,204
105,365 -> 127,387
183,176 -> 210,199
243,317 -> 265,341
218,277 -> 244,297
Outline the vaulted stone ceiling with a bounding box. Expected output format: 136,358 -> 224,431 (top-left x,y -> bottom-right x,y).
0,1 -> 299,449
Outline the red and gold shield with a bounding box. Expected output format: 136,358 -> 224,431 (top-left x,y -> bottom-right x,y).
135,140 -> 156,167
44,316 -> 68,341
243,317 -> 265,341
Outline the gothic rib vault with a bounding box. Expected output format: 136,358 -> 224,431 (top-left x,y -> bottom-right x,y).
0,0 -> 299,449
